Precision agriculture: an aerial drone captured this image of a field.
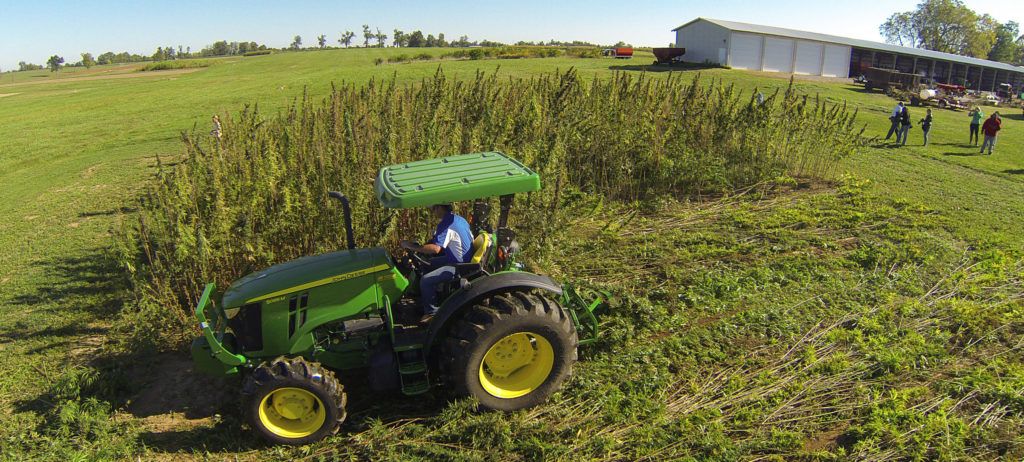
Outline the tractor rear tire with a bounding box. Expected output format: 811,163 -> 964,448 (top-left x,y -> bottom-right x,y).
443,291 -> 577,411
242,356 -> 346,446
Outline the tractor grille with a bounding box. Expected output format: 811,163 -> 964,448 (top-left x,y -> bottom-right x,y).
288,293 -> 310,337
228,303 -> 263,351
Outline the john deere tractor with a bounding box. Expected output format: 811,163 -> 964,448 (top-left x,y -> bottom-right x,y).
191,151 -> 602,445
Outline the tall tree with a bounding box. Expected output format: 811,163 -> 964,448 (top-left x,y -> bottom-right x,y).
393,29 -> 406,47
362,24 -> 372,47
375,28 -> 387,47
880,12 -> 915,47
290,35 -> 303,50
1016,35 -> 1024,65
437,33 -> 447,47
407,30 -> 425,47
46,55 -> 64,72
988,21 -> 1020,63
972,14 -> 1000,58
80,52 -> 96,68
338,31 -> 355,47
880,0 -> 998,58
317,34 -> 327,48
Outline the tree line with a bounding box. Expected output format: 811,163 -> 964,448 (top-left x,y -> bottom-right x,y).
288,27 -> 505,50
11,26 -> 623,73
15,40 -> 269,72
881,0 -> 1024,65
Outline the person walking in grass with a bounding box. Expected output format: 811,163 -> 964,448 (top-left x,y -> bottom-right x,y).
897,105 -> 912,146
886,101 -> 904,141
980,112 -> 1002,155
968,107 -> 984,146
920,108 -> 933,146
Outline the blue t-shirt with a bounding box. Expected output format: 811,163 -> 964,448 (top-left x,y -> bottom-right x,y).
431,213 -> 474,264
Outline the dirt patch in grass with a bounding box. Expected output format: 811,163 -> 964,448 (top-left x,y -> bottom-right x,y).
126,353 -> 234,426
0,68 -> 203,88
0,93 -> 19,98
805,424 -> 849,452
70,330 -> 107,362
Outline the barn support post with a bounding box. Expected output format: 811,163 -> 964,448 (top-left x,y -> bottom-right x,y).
759,36 -> 766,71
789,40 -> 798,74
946,62 -> 953,84
818,43 -> 826,75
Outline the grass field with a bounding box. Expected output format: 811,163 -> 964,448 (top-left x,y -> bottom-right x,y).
1,47 -> 1023,460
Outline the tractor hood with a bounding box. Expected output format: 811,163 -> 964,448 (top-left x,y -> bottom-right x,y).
221,248 -> 392,308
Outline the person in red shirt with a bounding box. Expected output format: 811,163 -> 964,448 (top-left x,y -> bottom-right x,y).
980,113 -> 1002,155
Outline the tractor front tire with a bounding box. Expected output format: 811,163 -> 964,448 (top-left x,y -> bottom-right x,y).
443,291 -> 577,411
242,357 -> 346,446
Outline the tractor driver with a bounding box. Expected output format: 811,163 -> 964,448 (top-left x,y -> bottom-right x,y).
400,203 -> 474,323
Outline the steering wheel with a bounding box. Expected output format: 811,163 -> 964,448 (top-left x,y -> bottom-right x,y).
402,241 -> 432,269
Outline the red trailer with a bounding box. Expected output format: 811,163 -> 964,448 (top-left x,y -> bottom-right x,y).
936,83 -> 966,97
603,47 -> 634,59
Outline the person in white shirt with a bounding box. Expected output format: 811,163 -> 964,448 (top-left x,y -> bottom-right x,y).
885,102 -> 904,141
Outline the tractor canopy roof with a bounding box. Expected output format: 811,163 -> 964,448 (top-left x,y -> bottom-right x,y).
374,151 -> 540,209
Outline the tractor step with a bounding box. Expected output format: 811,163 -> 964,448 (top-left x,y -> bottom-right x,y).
398,362 -> 427,375
392,331 -> 430,395
393,342 -> 424,353
400,379 -> 430,396
392,330 -> 426,352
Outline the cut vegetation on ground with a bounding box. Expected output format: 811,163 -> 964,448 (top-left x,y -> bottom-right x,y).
0,47 -> 1022,461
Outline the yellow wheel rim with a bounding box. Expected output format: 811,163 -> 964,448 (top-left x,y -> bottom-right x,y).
479,332 -> 555,399
257,387 -> 327,439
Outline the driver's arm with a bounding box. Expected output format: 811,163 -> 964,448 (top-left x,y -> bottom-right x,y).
401,240 -> 442,255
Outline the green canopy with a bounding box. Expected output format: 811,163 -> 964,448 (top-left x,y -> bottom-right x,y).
374,151 -> 541,209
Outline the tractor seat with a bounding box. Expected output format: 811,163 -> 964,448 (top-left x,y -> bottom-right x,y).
453,233 -> 492,279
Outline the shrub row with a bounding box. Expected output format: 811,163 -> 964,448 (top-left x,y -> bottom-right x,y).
139,59 -> 216,71
115,69 -> 863,343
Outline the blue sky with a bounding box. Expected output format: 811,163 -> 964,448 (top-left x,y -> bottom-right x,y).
1,0 -> 1022,71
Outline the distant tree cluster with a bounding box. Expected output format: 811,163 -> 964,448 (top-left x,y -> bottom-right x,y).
196,41 -> 267,57
881,0 -> 1024,64
14,24 -> 616,73
46,55 -> 65,72
40,40 -> 271,71
317,28 -> 500,49
515,39 -> 613,47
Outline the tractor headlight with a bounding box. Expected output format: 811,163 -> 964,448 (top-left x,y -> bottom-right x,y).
224,307 -> 241,319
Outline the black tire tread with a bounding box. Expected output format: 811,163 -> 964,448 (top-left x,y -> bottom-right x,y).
442,291 -> 578,410
241,356 -> 346,445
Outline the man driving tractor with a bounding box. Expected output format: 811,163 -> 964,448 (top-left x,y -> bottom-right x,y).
400,203 -> 474,323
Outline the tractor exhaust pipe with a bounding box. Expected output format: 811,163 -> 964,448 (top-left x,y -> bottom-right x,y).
328,191 -> 356,250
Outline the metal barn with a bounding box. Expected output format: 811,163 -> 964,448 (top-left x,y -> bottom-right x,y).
672,18 -> 1024,91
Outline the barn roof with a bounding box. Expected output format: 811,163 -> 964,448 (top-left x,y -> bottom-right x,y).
674,18 -> 1024,74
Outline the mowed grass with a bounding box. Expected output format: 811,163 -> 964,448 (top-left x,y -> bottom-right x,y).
0,47 -> 1022,460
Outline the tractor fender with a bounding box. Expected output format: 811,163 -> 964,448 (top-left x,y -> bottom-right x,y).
423,272 -> 563,352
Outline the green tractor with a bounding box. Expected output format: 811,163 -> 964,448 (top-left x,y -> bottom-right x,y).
191,151 -> 603,445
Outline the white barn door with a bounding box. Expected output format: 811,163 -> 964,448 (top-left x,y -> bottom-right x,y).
762,37 -> 795,73
822,45 -> 851,77
729,33 -> 762,70
794,41 -> 824,75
